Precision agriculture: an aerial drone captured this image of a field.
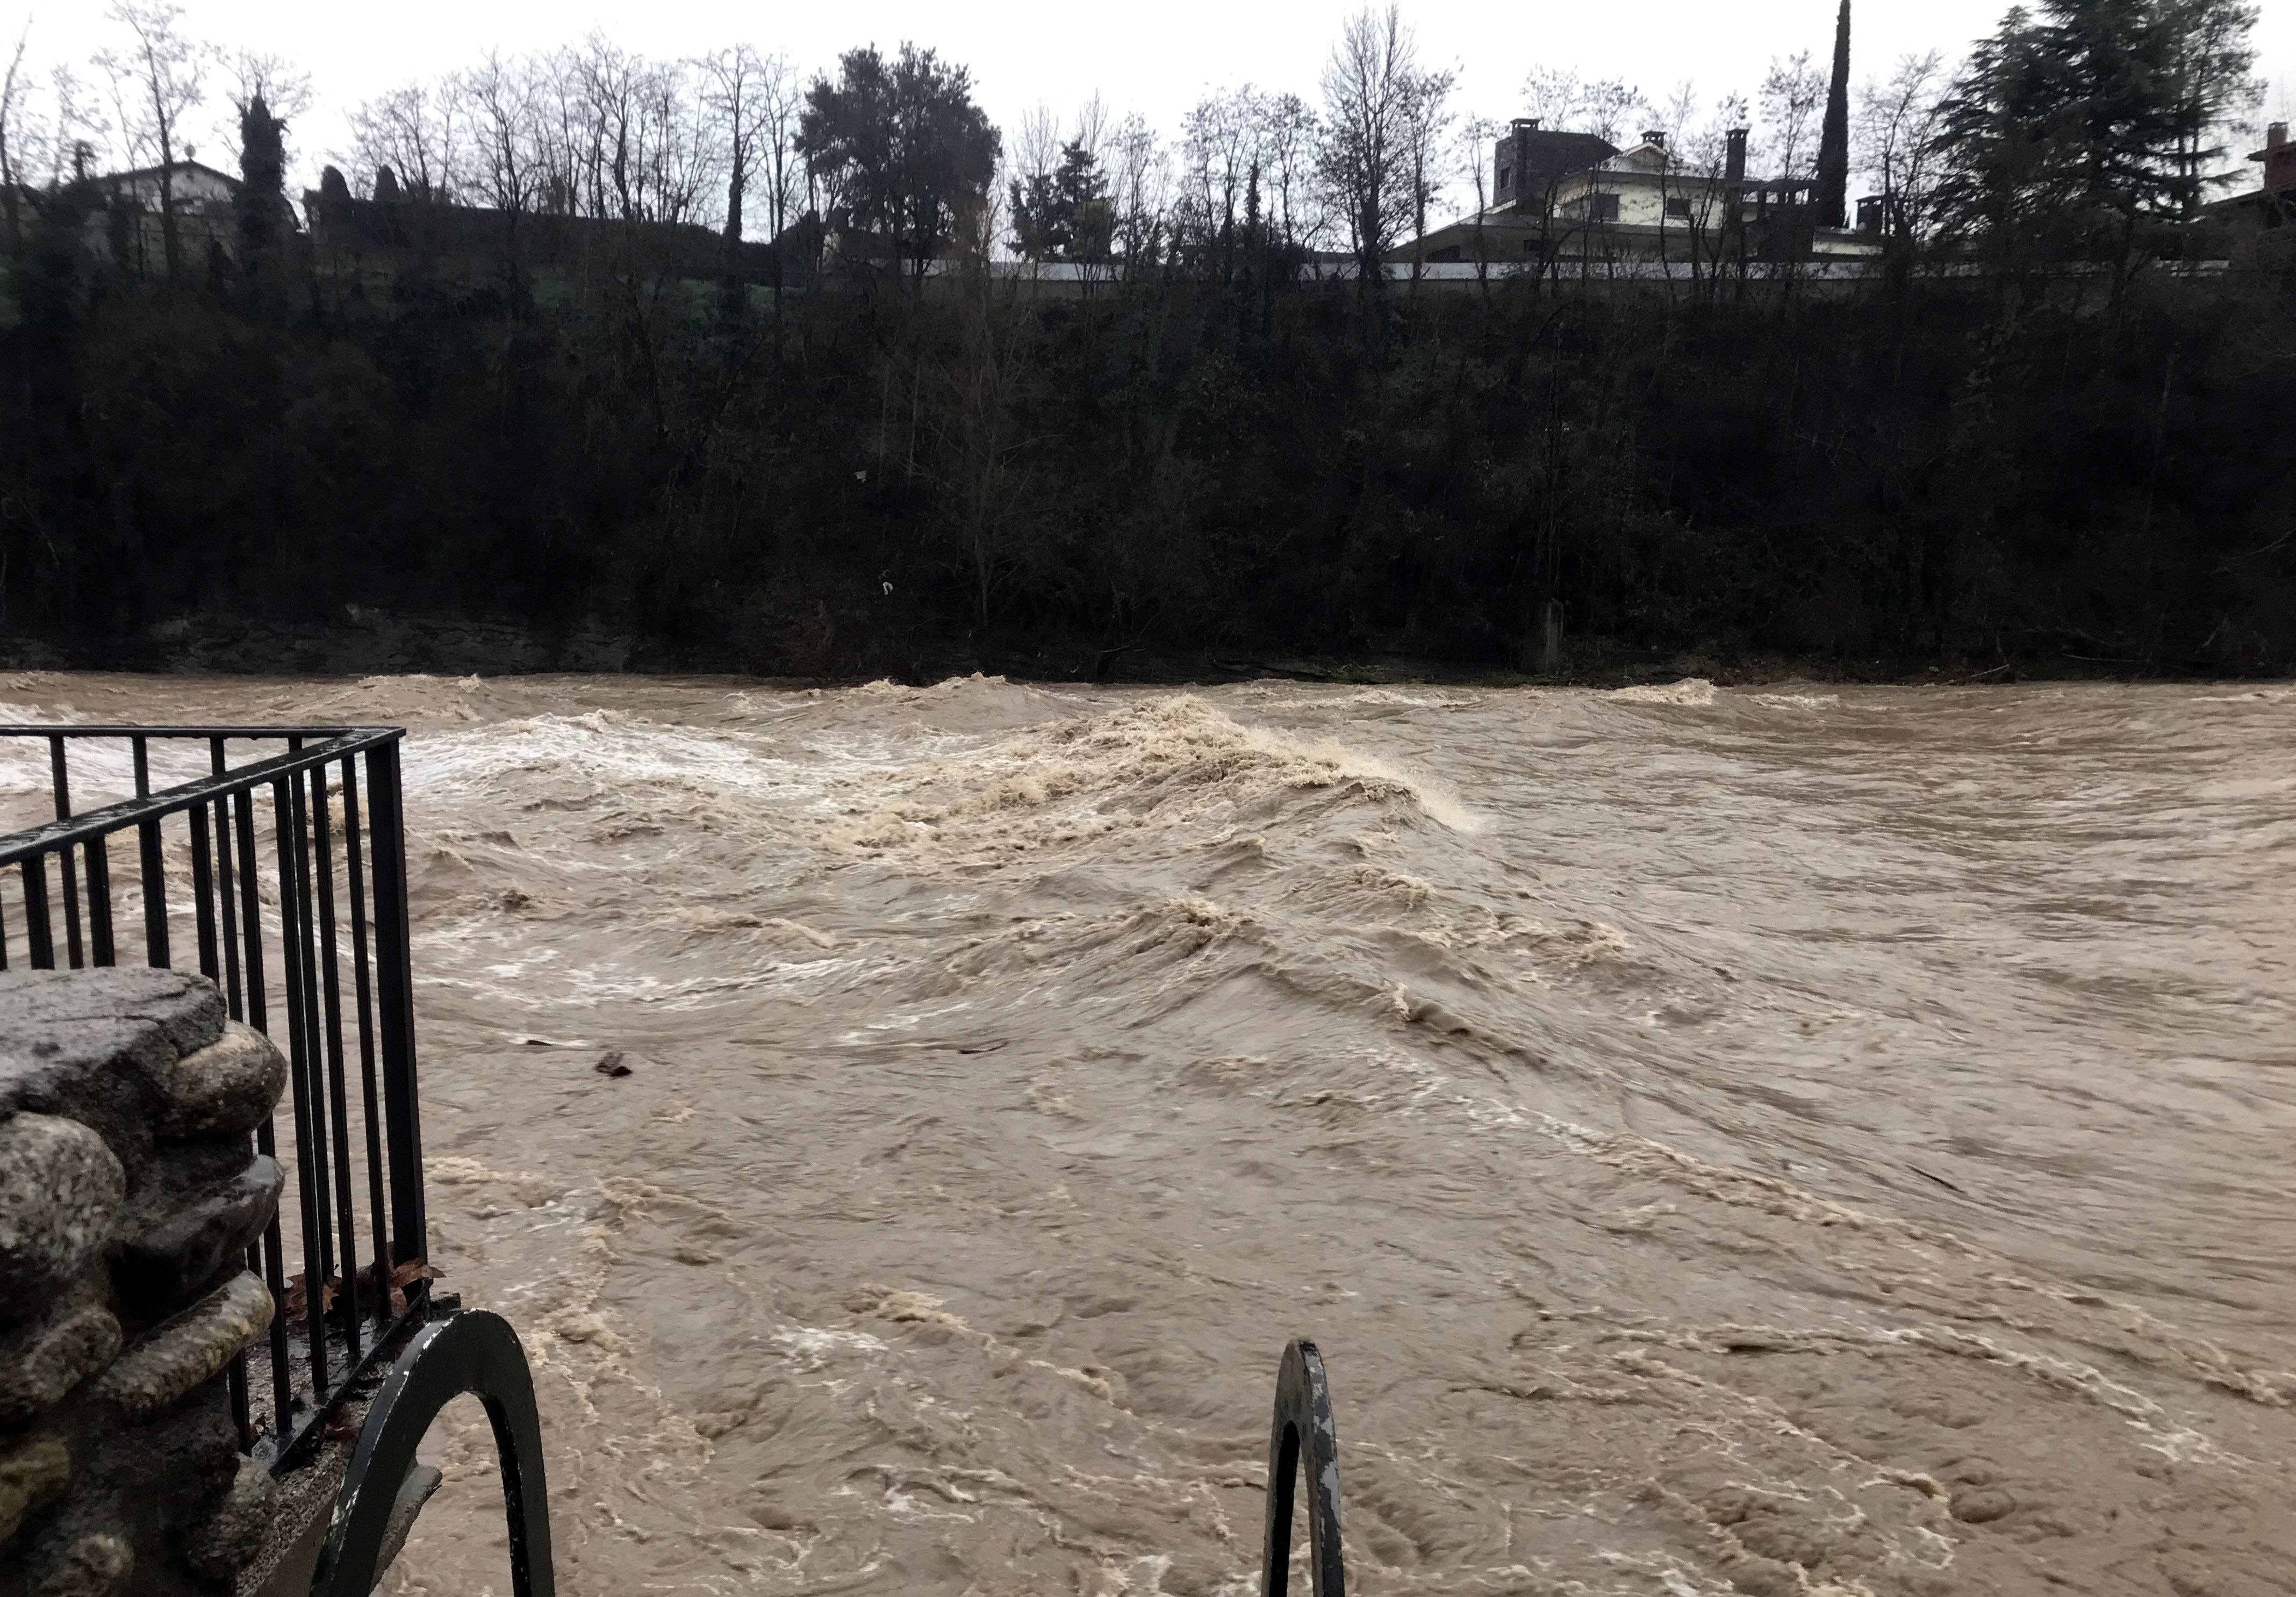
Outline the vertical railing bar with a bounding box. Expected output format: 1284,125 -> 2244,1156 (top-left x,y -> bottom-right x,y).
366,742 -> 428,1270
228,1350 -> 253,1455
138,814 -> 168,968
214,741 -> 245,1020
341,758 -> 391,1317
190,807 -> 220,983
233,787 -> 268,1034
261,1207 -> 292,1444
23,854 -> 53,969
138,727 -> 164,969
289,753 -> 337,1307
311,762 -> 363,1358
274,776 -> 332,1402
49,736 -> 82,968
260,1196 -> 292,1444
83,836 -> 114,967
227,768 -> 289,1443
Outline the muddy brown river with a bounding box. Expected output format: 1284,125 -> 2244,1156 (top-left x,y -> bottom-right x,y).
6,672 -> 2295,1597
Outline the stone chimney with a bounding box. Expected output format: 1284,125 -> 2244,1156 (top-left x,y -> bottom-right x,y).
1724,128 -> 1749,255
1814,0 -> 1852,227
1497,118 -> 1541,208
2257,121 -> 2294,195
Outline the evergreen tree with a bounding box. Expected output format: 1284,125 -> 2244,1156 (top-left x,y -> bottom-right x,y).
1009,140 -> 1113,262
1929,0 -> 2258,260
234,92 -> 290,259
1814,0 -> 1853,227
796,44 -> 999,274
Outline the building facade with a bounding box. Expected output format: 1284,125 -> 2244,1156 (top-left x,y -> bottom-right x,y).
83,161 -> 243,275
2216,121 -> 2295,228
1402,123 -> 1877,269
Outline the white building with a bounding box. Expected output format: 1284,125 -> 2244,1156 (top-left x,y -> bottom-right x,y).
1402,123 -> 1876,269
85,161 -> 244,275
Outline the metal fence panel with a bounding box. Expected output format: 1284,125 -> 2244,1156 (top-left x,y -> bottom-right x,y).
0,726 -> 431,1469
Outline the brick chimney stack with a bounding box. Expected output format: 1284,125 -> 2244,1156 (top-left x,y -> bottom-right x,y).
2252,120 -> 2294,195
1495,118 -> 1541,208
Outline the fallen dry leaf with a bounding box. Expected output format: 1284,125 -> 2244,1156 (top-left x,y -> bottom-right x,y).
282,1271 -> 338,1321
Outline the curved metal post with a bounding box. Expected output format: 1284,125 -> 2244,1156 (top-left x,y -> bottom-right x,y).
1260,1338 -> 1345,1597
310,1311 -> 555,1597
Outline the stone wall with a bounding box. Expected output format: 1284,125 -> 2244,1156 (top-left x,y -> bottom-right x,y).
0,968 -> 289,1597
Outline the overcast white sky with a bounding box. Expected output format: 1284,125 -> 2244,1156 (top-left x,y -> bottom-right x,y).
11,0 -> 2294,206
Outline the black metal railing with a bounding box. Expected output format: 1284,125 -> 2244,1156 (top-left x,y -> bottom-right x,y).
0,725 -> 429,1469
1261,1338 -> 1346,1597
315,1321 -> 1348,1597
311,1310 -> 555,1597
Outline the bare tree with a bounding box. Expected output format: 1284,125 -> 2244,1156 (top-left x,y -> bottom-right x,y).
1255,92 -> 1323,249
1175,87 -> 1255,257
1071,93 -> 1109,168
568,35 -> 636,220
224,49 -> 309,121
1318,3 -> 1422,283
1397,60 -> 1455,277
1523,67 -> 1648,145
552,37 -> 718,228
92,0 -> 208,278
1853,51 -> 1947,243
1011,102 -> 1060,193
634,55 -> 718,228
698,45 -> 771,243
40,63 -> 104,185
928,285 -> 1042,653
1107,111 -> 1165,262
1655,85 -> 1750,284
457,51 -> 539,217
527,51 -> 587,215
2,22 -> 29,250
1456,114 -> 1501,283
345,81 -> 461,199
755,52 -> 802,243
1759,51 -> 1827,182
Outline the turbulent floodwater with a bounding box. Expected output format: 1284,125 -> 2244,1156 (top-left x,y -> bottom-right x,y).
9,671 -> 2296,1597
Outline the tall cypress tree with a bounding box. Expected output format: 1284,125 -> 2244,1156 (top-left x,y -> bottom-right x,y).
234,93 -> 290,261
1815,0 -> 1853,227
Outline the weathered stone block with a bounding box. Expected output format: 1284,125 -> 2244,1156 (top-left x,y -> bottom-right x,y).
114,1156 -> 283,1316
0,969 -> 223,1172
0,968 -> 225,1060
30,1529 -> 133,1596
156,1022 -> 286,1142
92,1273 -> 272,1421
0,1434 -> 71,1546
375,1463 -> 442,1581
0,1114 -> 125,1308
179,1455 -> 277,1588
0,1303 -> 123,1426
48,1401 -> 240,1591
